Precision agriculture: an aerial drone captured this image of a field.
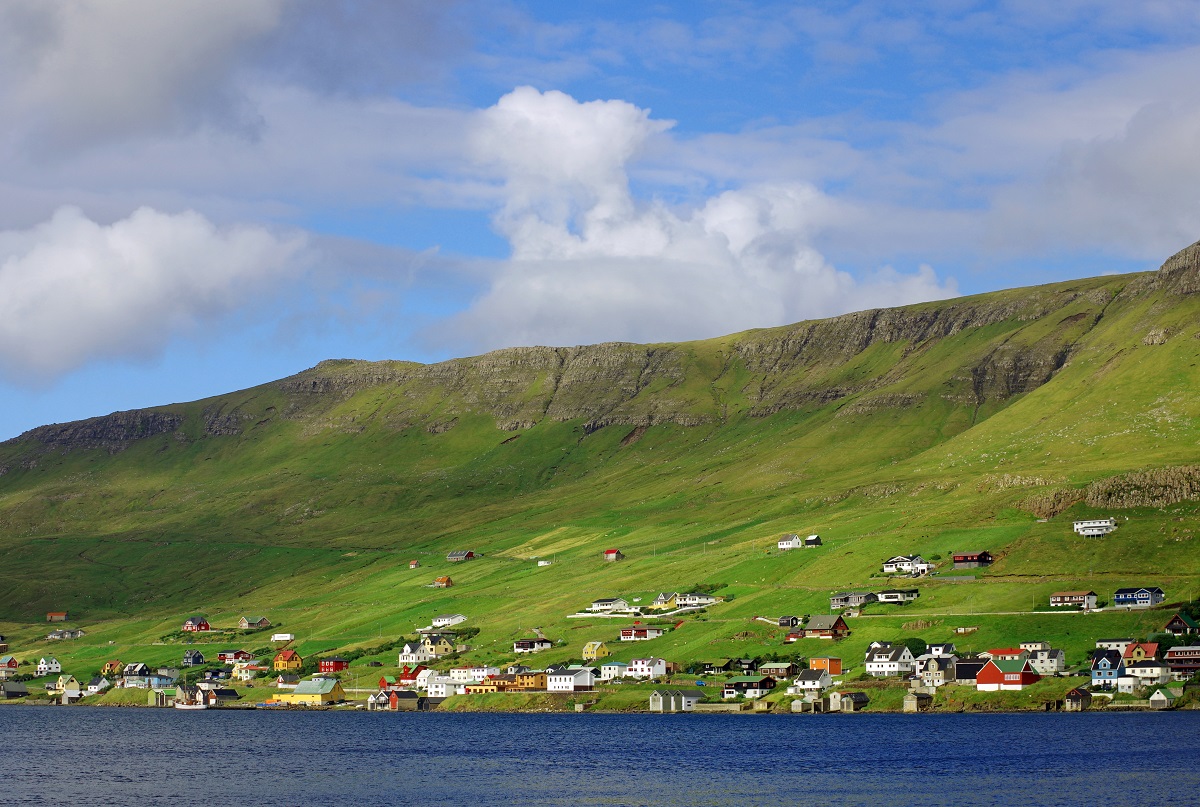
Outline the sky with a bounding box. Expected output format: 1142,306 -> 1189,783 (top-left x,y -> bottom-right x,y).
3,0 -> 1200,440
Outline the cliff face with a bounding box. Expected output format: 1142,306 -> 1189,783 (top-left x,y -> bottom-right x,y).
6,243 -> 1197,460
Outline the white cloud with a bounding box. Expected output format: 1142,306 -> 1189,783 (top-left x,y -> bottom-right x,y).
441,88 -> 956,350
0,207 -> 306,381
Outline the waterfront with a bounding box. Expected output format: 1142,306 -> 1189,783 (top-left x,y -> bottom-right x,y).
2,708 -> 1198,806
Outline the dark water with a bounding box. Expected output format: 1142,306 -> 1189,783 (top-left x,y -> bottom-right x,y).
1,708 -> 1198,806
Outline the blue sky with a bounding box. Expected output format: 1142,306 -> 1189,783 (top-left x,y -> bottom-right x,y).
2,1 -> 1200,439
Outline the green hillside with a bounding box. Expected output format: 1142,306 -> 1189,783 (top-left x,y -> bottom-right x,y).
2,241 -> 1200,682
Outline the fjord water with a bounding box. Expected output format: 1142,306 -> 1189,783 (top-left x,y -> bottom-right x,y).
2,708 -> 1196,806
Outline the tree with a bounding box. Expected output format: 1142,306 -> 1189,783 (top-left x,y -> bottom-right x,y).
902,637 -> 928,657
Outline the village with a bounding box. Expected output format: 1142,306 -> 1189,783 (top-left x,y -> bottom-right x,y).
2,534 -> 1197,715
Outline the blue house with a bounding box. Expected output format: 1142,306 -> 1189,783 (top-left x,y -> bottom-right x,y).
1090,649 -> 1125,689
1113,587 -> 1165,609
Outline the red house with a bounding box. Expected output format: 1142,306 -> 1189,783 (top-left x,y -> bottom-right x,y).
952,551 -> 994,569
975,659 -> 1040,691
46,612 -> 68,623
803,615 -> 850,639
397,664 -> 427,685
182,616 -> 211,632
319,657 -> 350,674
0,655 -> 18,672
217,649 -> 254,664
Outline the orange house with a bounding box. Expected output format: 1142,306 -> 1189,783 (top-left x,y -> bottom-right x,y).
46,612 -> 68,623
433,576 -> 453,588
810,657 -> 843,675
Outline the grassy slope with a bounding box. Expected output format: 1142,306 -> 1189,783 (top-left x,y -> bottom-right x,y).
1,269 -> 1199,693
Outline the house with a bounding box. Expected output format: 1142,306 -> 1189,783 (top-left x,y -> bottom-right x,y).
1028,648 -> 1066,675
1113,586 -> 1165,609
446,550 -> 476,562
779,616 -> 800,628
408,559 -> 420,569
275,674 -> 301,689
274,649 -> 303,672
513,638 -> 553,654
1149,686 -> 1177,709
784,632 -> 803,643
928,643 -> 956,657
182,616 -> 210,632
864,643 -> 915,677
1073,518 -> 1117,536
804,535 -> 823,548
803,615 -> 849,639
1108,583 -> 1166,607
701,659 -> 733,675
36,657 -> 62,676
1164,646 -> 1200,680
1096,638 -> 1134,654
397,642 -> 433,665
217,650 -> 254,664
734,658 -> 759,673
758,661 -> 796,678
319,657 -> 350,674
448,665 -> 500,683
433,614 -> 467,628
376,689 -> 423,711
46,628 -> 86,640
976,659 -> 1040,691
952,551 -> 993,569
676,593 -> 721,607
46,612 -> 68,622
810,657 -> 842,675
1164,612 -> 1200,637
419,634 -> 457,657
433,576 -> 454,588
51,675 -> 82,695
537,560 -> 552,567
238,616 -> 271,630
789,669 -> 832,693
271,633 -> 295,643
588,598 -> 631,613
876,589 -> 919,604
101,660 -> 124,676
232,662 -> 268,682
824,691 -> 868,712
582,642 -> 611,661
830,592 -> 877,609
182,650 -> 205,667
881,555 -> 933,575
1091,649 -> 1126,689
984,648 -> 1030,662
651,592 -> 678,610
274,678 -> 346,705
721,676 -> 776,699
620,624 -> 666,641
1123,642 -> 1160,665
424,675 -> 464,698
598,662 -> 628,681
0,655 -> 19,679
1,682 -> 29,699
953,657 -> 988,684
1126,659 -> 1172,687
628,657 -> 670,679
1064,687 -> 1092,711
603,549 -> 625,562
778,534 -> 804,550
1050,591 -> 1098,609
512,671 -> 549,690
547,666 -> 596,692
649,689 -> 704,712
904,692 -> 933,712
919,656 -> 956,688
397,665 -> 428,686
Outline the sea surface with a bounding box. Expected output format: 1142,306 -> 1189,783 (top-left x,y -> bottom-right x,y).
1,707 -> 1197,806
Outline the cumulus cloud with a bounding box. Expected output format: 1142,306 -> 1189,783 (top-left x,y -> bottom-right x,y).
443,87 -> 955,350
0,207 -> 306,381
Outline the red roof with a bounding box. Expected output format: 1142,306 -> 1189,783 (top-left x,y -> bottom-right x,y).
275,649 -> 300,661
605,549 -> 621,554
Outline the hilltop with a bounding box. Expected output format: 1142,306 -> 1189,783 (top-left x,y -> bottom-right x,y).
2,240 -> 1200,681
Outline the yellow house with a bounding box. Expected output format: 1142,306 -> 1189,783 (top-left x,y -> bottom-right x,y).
513,671 -> 548,691
273,649 -> 303,672
101,660 -> 124,676
274,678 -> 346,706
650,592 -> 678,611
582,641 -> 611,661
421,634 -> 456,656
52,675 -> 81,694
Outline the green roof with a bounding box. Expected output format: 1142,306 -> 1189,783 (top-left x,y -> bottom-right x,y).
294,678 -> 340,695
990,659 -> 1031,673
726,675 -> 770,684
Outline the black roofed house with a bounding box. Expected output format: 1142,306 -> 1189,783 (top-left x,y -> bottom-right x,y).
803,615 -> 849,639
953,656 -> 988,684
1113,587 -> 1165,609
790,668 -> 832,693
830,592 -> 877,609
182,649 -> 205,667
721,676 -> 776,699
952,551 -> 993,569
703,659 -> 733,674
1,681 -> 28,699
779,616 -> 800,628
1064,687 -> 1092,711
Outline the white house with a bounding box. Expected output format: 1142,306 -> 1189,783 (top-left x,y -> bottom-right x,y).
36,657 -> 61,676
881,555 -> 934,575
1096,638 -> 1134,654
397,642 -> 435,665
1074,518 -> 1117,536
425,675 -> 466,698
1126,659 -> 1172,687
547,667 -> 595,692
270,633 -> 295,643
918,656 -> 956,688
778,534 -> 803,550
432,614 -> 467,628
1028,648 -> 1066,675
676,593 -> 721,607
414,668 -> 437,690
598,661 -> 629,680
876,589 -> 919,604
864,644 -> 915,677
86,676 -> 111,695
588,598 -> 631,613
788,669 -> 832,694
649,689 -> 704,712
628,657 -> 669,679
448,665 -> 499,683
